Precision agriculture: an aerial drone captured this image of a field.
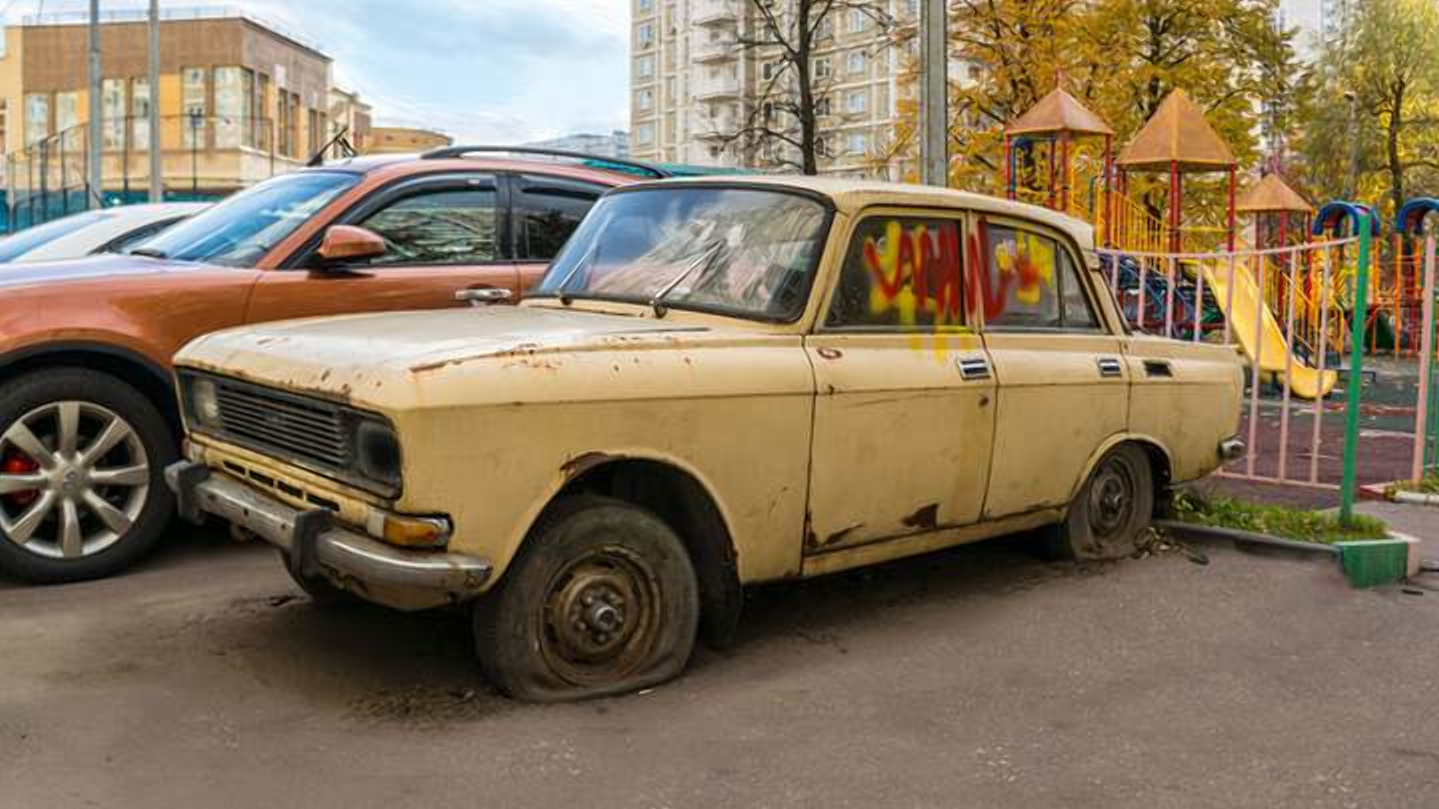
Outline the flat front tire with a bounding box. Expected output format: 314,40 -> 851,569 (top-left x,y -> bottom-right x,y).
473,495 -> 699,702
0,369 -> 177,583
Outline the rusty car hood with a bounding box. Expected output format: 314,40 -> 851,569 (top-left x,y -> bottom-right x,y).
0,253 -> 223,289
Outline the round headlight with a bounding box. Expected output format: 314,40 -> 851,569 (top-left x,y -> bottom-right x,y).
354,419 -> 401,489
191,379 -> 222,429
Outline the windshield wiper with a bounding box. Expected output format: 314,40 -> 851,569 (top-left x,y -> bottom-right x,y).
128,247 -> 168,259
649,241 -> 723,318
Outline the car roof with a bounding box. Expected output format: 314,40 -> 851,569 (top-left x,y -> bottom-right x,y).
621,175 -> 1098,250
318,153 -> 644,188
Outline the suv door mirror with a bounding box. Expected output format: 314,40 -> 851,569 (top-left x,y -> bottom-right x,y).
317,225 -> 386,264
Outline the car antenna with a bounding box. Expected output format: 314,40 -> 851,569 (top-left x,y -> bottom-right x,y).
306,126 -> 357,168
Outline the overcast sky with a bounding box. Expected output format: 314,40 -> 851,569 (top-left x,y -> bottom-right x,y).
7,0 -> 1329,143
5,0 -> 632,143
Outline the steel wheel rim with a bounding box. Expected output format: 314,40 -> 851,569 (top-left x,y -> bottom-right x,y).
539,546 -> 663,687
1088,456 -> 1137,539
0,401 -> 150,560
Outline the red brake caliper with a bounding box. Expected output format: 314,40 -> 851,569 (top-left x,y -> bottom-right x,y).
2,449 -> 40,508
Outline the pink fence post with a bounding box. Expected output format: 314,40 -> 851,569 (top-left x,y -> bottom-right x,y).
1164,255 -> 1176,338
1246,252 -> 1268,478
1224,253 -> 1238,346
1414,234 -> 1437,481
1137,258 -> 1148,333
1192,254 -> 1206,343
1278,244 -> 1299,481
1309,245 -> 1334,485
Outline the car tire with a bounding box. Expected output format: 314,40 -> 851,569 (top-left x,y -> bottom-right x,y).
473,495 -> 699,702
0,368 -> 177,584
1043,444 -> 1154,561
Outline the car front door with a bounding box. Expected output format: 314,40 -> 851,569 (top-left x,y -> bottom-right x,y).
977,216 -> 1129,519
244,172 -> 520,323
805,211 -> 997,555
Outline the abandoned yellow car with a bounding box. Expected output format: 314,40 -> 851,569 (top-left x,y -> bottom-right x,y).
167,177 -> 1245,701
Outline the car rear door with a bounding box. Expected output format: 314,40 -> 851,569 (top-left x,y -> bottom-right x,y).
976,215 -> 1130,519
805,210 -> 997,555
244,172 -> 520,323
509,173 -> 611,294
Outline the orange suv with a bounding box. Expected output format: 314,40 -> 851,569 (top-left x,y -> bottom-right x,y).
0,147 -> 650,583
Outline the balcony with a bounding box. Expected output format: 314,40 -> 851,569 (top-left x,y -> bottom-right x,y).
692,0 -> 739,26
692,38 -> 739,63
694,75 -> 742,101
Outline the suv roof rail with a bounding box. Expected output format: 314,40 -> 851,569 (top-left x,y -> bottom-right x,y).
418,145 -> 672,180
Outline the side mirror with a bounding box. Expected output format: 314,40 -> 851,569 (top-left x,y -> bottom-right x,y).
317,225 -> 386,265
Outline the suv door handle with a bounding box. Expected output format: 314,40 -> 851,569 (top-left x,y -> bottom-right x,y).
1096,357 -> 1124,378
456,287 -> 513,306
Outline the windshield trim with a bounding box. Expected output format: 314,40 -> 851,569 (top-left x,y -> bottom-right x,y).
526,185 -> 837,325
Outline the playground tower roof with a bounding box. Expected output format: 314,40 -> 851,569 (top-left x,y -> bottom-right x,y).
1005,88 -> 1114,137
1117,89 -> 1236,172
1237,174 -> 1314,214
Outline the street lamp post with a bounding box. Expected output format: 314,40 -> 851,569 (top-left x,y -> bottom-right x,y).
189,110 -> 202,194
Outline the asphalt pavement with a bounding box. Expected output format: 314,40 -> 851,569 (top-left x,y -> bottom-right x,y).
2,520 -> 1438,808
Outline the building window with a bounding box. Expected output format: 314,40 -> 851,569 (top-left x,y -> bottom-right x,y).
214,66 -> 251,149
847,89 -> 867,114
637,89 -> 654,111
637,23 -> 654,49
847,51 -> 866,74
814,56 -> 831,79
636,123 -> 655,145
816,95 -> 831,117
847,132 -> 867,155
816,16 -> 833,40
638,0 -> 654,12
637,55 -> 654,78
182,66 -> 209,148
54,91 -> 79,138
24,93 -> 48,147
131,78 -> 152,151
96,81 -> 124,150
848,9 -> 868,32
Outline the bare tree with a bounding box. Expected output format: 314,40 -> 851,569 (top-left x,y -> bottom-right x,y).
719,0 -> 899,175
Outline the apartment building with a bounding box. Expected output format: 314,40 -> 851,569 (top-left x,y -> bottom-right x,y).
630,0 -> 924,177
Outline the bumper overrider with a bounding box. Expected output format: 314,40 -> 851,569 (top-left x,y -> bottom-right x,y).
165,461 -> 492,611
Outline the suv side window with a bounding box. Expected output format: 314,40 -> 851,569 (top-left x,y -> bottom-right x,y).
983,220 -> 1098,331
826,215 -> 965,330
514,176 -> 607,261
357,185 -> 500,266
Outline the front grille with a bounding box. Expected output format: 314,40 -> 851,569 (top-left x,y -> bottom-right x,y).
213,383 -> 351,470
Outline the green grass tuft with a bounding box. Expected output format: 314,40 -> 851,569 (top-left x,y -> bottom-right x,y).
1390,474 -> 1439,496
1173,492 -> 1388,543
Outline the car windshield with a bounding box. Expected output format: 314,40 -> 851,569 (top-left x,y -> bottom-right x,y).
534,186 -> 831,322
137,171 -> 360,268
0,210 -> 112,263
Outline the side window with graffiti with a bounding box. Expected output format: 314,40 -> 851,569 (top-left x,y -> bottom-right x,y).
983,223 -> 1098,331
826,217 -> 964,330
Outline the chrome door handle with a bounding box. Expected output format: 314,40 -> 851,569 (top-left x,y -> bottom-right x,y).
1096,357 -> 1124,378
456,287 -> 513,306
956,357 -> 991,381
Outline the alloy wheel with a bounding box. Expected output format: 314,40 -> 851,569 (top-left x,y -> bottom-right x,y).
0,401 -> 150,560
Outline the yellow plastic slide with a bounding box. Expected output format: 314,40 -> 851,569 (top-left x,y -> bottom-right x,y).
1201,261 -> 1339,401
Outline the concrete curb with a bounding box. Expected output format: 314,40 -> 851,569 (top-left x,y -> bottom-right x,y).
1155,520 -> 1423,588
1393,490 -> 1439,507
1154,520 -> 1338,557
1361,481 -> 1439,507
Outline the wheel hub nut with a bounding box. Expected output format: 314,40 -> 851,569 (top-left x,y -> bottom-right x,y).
584,601 -> 622,633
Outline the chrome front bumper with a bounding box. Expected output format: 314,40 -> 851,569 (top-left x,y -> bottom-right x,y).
165,462 -> 491,611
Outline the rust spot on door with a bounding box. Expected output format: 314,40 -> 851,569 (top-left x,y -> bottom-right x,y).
561,451 -> 617,482
901,503 -> 940,531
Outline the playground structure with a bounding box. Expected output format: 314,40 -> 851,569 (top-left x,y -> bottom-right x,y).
1002,84 -> 1439,496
